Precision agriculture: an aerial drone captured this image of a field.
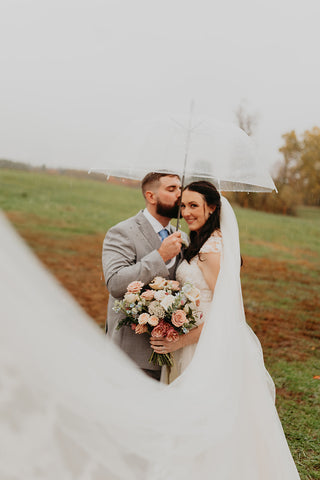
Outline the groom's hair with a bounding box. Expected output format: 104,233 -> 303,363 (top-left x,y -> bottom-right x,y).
141,172 -> 180,198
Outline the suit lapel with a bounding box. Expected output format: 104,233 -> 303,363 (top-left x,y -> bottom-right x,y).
135,211 -> 162,250
135,212 -> 185,276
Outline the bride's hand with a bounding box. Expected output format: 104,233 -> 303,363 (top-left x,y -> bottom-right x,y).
150,335 -> 183,354
150,325 -> 203,354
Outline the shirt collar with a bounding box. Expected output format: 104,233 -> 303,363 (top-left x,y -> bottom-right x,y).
142,208 -> 171,234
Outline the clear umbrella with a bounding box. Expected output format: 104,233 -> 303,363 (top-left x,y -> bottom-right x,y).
90,110 -> 276,193
90,107 -> 276,228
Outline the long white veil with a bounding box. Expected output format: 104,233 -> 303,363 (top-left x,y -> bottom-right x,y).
0,199 -> 300,479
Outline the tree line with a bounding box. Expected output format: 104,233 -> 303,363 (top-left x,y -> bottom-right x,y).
229,103 -> 320,215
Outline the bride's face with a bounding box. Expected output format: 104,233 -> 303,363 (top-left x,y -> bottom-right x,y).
180,190 -> 214,232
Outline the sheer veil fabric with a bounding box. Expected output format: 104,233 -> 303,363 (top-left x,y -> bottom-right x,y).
0,199 -> 300,480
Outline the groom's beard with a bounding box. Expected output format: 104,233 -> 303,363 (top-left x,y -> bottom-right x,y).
156,200 -> 180,218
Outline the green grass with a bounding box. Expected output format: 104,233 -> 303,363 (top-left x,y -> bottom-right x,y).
235,205 -> 320,262
2,168 -> 320,259
0,169 -> 144,236
1,168 -> 320,479
268,359 -> 320,479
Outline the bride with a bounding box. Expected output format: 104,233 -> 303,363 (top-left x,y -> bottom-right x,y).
151,180 -> 223,383
0,185 -> 301,479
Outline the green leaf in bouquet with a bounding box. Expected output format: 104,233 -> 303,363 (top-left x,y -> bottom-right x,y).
116,317 -> 136,330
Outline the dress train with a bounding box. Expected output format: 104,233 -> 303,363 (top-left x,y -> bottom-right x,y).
0,203 -> 300,479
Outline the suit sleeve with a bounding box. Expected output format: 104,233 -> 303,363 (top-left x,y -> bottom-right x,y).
102,225 -> 169,299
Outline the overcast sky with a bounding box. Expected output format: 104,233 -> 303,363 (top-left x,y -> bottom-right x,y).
0,0 -> 319,173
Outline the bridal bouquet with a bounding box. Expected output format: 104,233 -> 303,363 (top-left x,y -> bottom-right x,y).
113,276 -> 201,367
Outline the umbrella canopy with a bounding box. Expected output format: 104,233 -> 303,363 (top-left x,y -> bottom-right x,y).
90,116 -> 276,192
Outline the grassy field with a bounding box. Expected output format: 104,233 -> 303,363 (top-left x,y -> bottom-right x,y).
1,168 -> 320,479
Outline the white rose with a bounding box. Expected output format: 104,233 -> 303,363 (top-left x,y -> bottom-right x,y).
184,287 -> 201,305
124,293 -> 138,304
160,294 -> 175,311
154,290 -> 166,301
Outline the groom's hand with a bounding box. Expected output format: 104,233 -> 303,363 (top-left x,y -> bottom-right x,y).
158,232 -> 182,263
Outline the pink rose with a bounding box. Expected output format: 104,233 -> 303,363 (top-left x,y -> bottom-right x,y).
138,313 -> 150,325
166,327 -> 179,342
135,324 -> 148,334
127,281 -> 144,294
151,320 -> 170,338
148,315 -> 159,326
131,324 -> 137,331
172,310 -> 187,327
141,290 -> 155,301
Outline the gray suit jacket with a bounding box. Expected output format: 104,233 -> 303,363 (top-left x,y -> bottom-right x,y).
102,211 -> 186,371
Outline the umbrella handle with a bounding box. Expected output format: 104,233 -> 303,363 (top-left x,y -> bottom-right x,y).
175,173 -> 185,231
176,99 -> 194,232
175,206 -> 182,232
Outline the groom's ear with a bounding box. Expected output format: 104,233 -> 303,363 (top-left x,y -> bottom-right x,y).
145,190 -> 157,205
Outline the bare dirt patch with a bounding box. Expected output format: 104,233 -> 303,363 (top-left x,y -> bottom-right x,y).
11,225 -> 108,329
242,256 -> 320,361
8,213 -> 320,361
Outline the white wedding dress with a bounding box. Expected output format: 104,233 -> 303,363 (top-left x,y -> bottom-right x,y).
0,198 -> 301,480
161,233 -> 222,384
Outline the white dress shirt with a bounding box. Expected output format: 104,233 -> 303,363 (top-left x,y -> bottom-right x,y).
142,208 -> 175,269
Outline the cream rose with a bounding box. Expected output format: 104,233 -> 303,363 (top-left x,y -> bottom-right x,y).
148,315 -> 159,326
184,287 -> 201,306
138,313 -> 150,325
124,293 -> 138,304
154,290 -> 166,301
149,276 -> 167,290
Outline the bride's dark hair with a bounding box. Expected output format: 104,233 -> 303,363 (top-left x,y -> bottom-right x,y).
183,181 -> 221,263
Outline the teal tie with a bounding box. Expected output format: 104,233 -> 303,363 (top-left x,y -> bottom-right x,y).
159,228 -> 169,242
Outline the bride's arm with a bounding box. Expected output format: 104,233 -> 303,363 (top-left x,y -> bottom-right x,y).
150,324 -> 204,354
197,251 -> 221,292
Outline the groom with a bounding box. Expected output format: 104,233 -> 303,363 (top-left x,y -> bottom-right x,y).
102,172 -> 185,380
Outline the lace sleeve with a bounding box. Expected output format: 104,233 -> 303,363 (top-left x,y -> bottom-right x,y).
200,233 -> 222,254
